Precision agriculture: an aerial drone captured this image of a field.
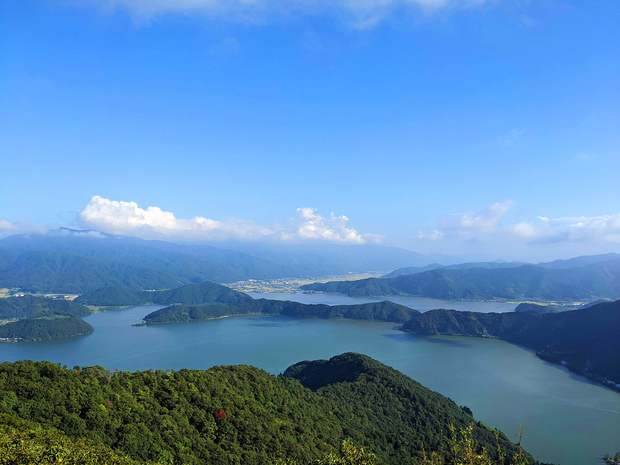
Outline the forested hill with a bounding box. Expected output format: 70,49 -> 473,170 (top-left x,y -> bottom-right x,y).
0,316 -> 94,342
0,354 -> 534,464
0,231 -> 292,293
143,299 -> 419,325
0,296 -> 94,342
0,295 -> 91,319
400,300 -> 620,386
142,280 -> 253,306
0,230 -> 445,294
75,286 -> 145,307
301,258 -> 620,301
75,281 -> 253,307
514,303 -> 561,314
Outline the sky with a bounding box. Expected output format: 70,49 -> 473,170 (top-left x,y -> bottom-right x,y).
1,0 -> 619,261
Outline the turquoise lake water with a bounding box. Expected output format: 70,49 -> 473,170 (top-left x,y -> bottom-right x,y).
1,293 -> 618,464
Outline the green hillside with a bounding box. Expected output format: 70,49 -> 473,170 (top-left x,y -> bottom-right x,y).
142,299 -> 419,325
0,295 -> 91,319
513,303 -> 559,314
400,300 -> 620,386
0,231 -> 444,294
0,296 -> 93,342
142,280 -> 253,306
0,250 -> 187,294
0,232 -> 285,293
0,354 -> 533,464
0,316 -> 94,341
76,286 -> 146,307
302,260 -> 620,301
0,413 -> 155,465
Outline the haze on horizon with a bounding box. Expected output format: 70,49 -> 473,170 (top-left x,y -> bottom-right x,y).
1,0 -> 619,263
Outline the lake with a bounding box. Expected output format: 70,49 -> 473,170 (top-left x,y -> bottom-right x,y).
247,291 -> 519,312
1,293 -> 618,464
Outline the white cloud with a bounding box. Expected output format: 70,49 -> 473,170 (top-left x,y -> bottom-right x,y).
416,200 -> 513,242
278,207 -> 368,244
418,229 -> 443,241
77,195 -> 376,244
449,200 -> 514,233
507,214 -> 620,244
55,229 -> 108,239
508,221 -> 539,239
82,0 -> 491,27
417,200 -> 620,246
0,219 -> 48,239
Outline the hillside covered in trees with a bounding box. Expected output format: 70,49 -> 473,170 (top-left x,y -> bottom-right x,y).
301,258 -> 620,302
0,296 -> 94,342
78,281 -> 420,325
0,295 -> 91,319
0,316 -> 94,342
0,353 -> 536,464
0,230 -> 436,294
400,300 -> 620,386
143,299 -> 419,325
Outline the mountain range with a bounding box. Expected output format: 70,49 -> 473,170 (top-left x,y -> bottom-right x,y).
302,254 -> 620,301
0,230 -> 447,293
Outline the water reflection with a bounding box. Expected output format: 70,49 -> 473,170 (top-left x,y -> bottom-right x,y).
383,333 -> 474,348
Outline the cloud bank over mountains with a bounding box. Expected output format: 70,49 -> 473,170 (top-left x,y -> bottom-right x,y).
2,197 -> 619,258
77,195 -> 374,244
83,0 -> 490,27
0,219 -> 48,239
417,200 -> 620,245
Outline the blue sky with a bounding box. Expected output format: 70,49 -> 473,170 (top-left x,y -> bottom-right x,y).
1,0 -> 619,261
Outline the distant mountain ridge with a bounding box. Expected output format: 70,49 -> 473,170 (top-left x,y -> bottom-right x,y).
382,254 -> 620,279
0,230 -> 448,293
383,261 -> 527,279
0,231 -> 286,293
302,255 -> 620,301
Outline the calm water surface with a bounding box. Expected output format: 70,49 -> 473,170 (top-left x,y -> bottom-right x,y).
1,298 -> 618,465
247,292 -> 518,313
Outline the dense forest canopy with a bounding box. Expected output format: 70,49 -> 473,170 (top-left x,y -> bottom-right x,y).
142,299 -> 419,325
0,353 -> 535,464
0,295 -> 91,319
0,296 -> 94,341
